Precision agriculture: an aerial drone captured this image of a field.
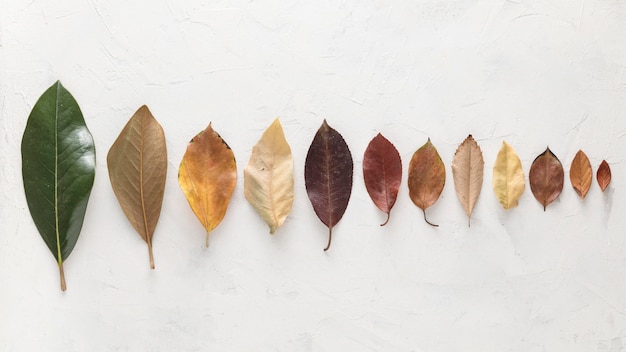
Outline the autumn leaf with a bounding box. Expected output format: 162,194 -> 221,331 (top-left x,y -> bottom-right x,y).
107,105 -> 167,269
569,150 -> 592,199
305,120 -> 353,251
179,123 -> 237,246
492,141 -> 525,209
529,147 -> 564,211
597,160 -> 611,192
362,133 -> 402,226
451,135 -> 484,226
22,81 -> 96,291
244,118 -> 294,234
408,138 -> 445,227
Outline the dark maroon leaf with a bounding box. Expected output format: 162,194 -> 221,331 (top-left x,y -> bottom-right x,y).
305,120 -> 353,251
529,147 -> 564,211
363,133 -> 402,226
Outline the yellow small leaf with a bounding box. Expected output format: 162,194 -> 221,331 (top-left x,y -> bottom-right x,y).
179,123 -> 237,246
244,118 -> 294,234
492,141 -> 525,209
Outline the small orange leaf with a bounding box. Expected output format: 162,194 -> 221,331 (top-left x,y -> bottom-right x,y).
179,123 -> 237,246
597,160 -> 611,192
569,150 -> 592,199
408,138 -> 445,226
529,147 -> 564,211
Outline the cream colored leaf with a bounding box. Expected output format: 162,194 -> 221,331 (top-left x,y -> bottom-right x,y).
451,135 -> 484,226
492,141 -> 525,209
244,118 -> 294,234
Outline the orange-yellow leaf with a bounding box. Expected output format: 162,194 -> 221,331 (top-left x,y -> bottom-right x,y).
569,150 -> 592,199
408,138 -> 445,227
178,123 -> 237,246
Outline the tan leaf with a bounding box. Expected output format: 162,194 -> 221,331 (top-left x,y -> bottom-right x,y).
451,135 -> 484,226
597,160 -> 611,192
179,123 -> 237,246
107,105 -> 167,269
492,141 -> 525,209
569,150 -> 592,199
244,118 -> 294,234
529,147 -> 564,211
408,138 -> 445,227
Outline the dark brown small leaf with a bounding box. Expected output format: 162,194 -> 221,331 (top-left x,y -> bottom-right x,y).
305,120 -> 353,251
597,160 -> 611,192
363,133 -> 402,226
529,147 -> 564,211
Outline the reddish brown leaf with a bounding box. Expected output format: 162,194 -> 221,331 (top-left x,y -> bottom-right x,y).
304,120 -> 353,251
529,147 -> 564,211
408,138 -> 445,227
569,150 -> 592,199
597,160 -> 611,192
363,133 -> 402,226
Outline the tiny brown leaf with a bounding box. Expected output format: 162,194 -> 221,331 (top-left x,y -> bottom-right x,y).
569,150 -> 592,199
529,147 -> 564,211
597,160 -> 611,192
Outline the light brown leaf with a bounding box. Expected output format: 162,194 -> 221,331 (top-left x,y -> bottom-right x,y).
529,147 -> 564,211
569,150 -> 592,199
107,105 -> 167,269
408,138 -> 445,227
179,123 -> 237,246
451,135 -> 484,226
492,141 -> 525,209
244,118 -> 294,234
597,160 -> 611,192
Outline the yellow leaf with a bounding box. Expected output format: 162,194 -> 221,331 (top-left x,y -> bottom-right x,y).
179,123 -> 237,246
492,141 -> 525,209
244,118 -> 294,234
451,135 -> 484,226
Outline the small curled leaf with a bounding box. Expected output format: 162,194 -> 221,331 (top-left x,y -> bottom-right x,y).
363,133 -> 402,226
529,147 -> 564,211
597,160 -> 611,192
408,138 -> 445,227
569,150 -> 592,199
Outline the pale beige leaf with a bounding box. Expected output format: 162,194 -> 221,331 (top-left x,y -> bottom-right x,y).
451,135 -> 484,226
244,118 -> 294,234
492,141 -> 525,209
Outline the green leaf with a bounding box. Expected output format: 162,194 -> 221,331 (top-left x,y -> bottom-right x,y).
21,81 -> 96,291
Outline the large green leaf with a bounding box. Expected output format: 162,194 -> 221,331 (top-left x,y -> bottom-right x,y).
21,81 -> 96,291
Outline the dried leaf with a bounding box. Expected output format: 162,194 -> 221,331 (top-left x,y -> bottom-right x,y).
304,120 -> 353,251
597,160 -> 611,192
492,141 -> 525,209
107,105 -> 167,269
569,150 -> 592,199
408,138 -> 445,227
451,135 -> 484,226
21,81 -> 96,291
179,123 -> 237,246
244,118 -> 294,234
529,147 -> 564,211
362,133 -> 402,226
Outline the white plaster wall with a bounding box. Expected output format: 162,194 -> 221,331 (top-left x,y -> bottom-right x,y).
1,0 -> 626,351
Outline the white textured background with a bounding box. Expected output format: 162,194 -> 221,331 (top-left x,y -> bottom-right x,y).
1,0 -> 626,351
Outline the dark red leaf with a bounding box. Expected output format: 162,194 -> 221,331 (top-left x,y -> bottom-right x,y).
305,120 -> 353,251
529,147 -> 564,211
597,160 -> 611,192
363,133 -> 402,226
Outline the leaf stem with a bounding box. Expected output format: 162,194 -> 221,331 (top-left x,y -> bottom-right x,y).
324,227 -> 333,251
59,262 -> 67,292
205,231 -> 210,248
380,212 -> 390,226
423,209 -> 438,227
147,240 -> 155,270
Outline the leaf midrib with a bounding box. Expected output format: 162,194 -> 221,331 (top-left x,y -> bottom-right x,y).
54,83 -> 61,265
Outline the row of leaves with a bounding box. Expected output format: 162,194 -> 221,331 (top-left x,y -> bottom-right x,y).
21,82 -> 613,291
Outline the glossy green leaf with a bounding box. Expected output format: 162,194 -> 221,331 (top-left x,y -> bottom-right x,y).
21,81 -> 96,291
